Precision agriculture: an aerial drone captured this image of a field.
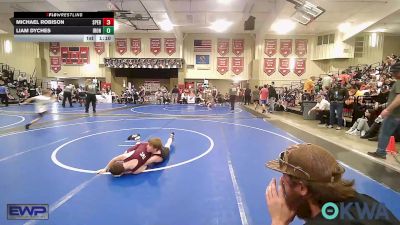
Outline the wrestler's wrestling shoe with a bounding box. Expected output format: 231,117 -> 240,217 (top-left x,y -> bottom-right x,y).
127,133 -> 141,141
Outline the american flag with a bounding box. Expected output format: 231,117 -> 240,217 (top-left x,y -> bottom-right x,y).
194,40 -> 212,52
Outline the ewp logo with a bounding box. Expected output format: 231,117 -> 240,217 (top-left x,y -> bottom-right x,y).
7,204 -> 49,220
321,202 -> 389,221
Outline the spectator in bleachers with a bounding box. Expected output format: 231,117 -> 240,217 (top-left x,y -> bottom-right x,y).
328,80 -> 349,130
321,73 -> 333,90
303,76 -> 315,101
308,95 -> 330,126
346,109 -> 378,136
368,61 -> 400,159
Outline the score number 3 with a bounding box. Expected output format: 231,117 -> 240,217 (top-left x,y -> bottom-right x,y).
103,18 -> 114,26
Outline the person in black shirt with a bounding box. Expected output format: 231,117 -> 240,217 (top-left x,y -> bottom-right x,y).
244,85 -> 252,105
269,82 -> 278,113
265,143 -> 399,225
328,81 -> 349,130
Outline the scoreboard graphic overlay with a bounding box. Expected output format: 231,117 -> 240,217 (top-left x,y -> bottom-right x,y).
14,12 -> 114,42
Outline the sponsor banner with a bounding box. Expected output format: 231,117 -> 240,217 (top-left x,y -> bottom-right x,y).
279,58 -> 290,76
104,58 -> 184,69
217,39 -> 229,56
150,38 -> 162,55
50,56 -> 61,73
264,39 -> 277,57
295,39 -> 307,57
130,38 -> 141,55
294,58 -> 306,76
217,57 -> 229,75
264,58 -> 276,76
280,39 -> 292,57
164,38 -> 176,55
231,57 -> 244,75
50,42 -> 60,55
115,38 -> 127,55
94,42 -> 105,55
232,39 -> 244,56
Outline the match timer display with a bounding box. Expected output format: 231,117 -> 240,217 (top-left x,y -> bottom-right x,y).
14,12 -> 115,42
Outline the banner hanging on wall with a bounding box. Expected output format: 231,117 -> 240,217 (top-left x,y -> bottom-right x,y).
50,42 -> 60,55
130,38 -> 141,55
279,39 -> 292,57
232,39 -> 244,56
115,38 -> 127,55
294,58 -> 306,76
165,38 -> 176,55
264,58 -> 276,76
264,39 -> 277,57
295,39 -> 307,57
217,57 -> 229,75
217,39 -> 229,56
278,58 -> 290,76
104,58 -> 184,69
94,42 -> 105,55
231,57 -> 244,75
50,56 -> 61,73
150,38 -> 162,55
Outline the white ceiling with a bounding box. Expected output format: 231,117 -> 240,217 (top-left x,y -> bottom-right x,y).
0,0 -> 400,37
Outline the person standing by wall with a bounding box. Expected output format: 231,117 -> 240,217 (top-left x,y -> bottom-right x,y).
252,85 -> 260,110
0,81 -> 9,107
244,85 -> 252,105
171,85 -> 179,104
260,84 -> 269,114
268,82 -> 277,113
229,83 -> 237,111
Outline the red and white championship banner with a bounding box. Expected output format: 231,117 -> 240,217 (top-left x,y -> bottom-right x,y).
264,58 -> 276,76
232,39 -> 244,56
94,42 -> 105,55
279,58 -> 290,76
217,39 -> 229,56
294,58 -> 306,76
150,38 -> 162,55
295,39 -> 307,57
279,39 -> 292,57
50,42 -> 60,55
50,56 -> 61,73
264,39 -> 277,57
231,57 -> 244,75
115,38 -> 127,55
217,57 -> 229,75
164,38 -> 176,56
130,38 -> 141,55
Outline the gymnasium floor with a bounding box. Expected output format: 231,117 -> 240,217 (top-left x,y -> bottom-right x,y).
0,103 -> 399,225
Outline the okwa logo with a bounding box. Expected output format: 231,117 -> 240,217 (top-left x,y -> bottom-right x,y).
321,202 -> 389,220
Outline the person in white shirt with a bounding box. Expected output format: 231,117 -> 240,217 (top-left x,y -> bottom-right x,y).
321,74 -> 333,90
308,95 -> 331,126
21,89 -> 56,130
